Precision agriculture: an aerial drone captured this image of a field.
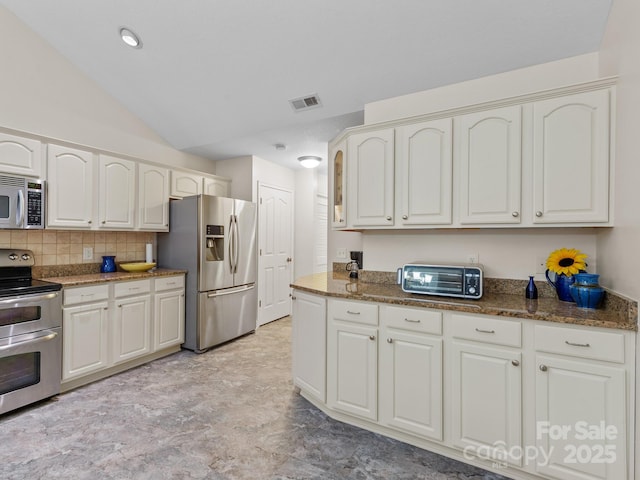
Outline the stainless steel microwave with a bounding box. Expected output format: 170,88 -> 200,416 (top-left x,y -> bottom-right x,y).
0,174 -> 45,229
397,263 -> 483,299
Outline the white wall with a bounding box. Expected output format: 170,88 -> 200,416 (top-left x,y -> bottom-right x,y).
597,0 -> 640,301
326,54 -> 603,280
214,156 -> 254,201
0,7 -> 214,173
294,169 -> 318,278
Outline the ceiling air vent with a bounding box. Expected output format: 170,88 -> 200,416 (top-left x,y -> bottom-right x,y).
289,94 -> 322,112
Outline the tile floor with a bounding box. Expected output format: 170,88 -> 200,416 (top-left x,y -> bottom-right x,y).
0,317 -> 507,479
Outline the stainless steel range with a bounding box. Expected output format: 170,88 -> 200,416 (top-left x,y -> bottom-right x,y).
0,249 -> 62,415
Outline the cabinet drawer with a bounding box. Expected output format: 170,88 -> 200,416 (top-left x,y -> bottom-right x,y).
155,276 -> 185,292
64,284 -> 109,306
451,314 -> 521,347
381,305 -> 442,335
114,279 -> 151,298
328,299 -> 378,326
534,324 -> 625,363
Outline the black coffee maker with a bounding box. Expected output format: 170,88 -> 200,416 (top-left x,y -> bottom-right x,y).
347,251 -> 363,279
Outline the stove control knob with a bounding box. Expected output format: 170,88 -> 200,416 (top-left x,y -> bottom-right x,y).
8,253 -> 17,261
21,253 -> 31,261
468,286 -> 476,295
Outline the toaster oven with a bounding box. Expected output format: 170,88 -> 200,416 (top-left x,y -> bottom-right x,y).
397,263 -> 483,299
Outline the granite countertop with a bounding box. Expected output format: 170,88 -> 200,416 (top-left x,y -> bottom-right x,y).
291,272 -> 638,332
43,268 -> 187,287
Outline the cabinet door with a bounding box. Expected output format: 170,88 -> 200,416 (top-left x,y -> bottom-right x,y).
532,90 -> 610,224
203,176 -> 230,197
330,139 -> 347,228
457,106 -> 522,224
348,128 -> 395,227
154,289 -> 185,350
379,328 -> 443,441
535,354 -> 626,480
292,291 -> 327,402
327,320 -> 378,420
171,171 -> 202,198
451,340 -> 522,466
99,155 -> 136,229
396,119 -> 452,225
47,144 -> 94,228
0,133 -> 42,177
113,295 -> 151,364
138,163 -> 170,231
62,302 -> 109,380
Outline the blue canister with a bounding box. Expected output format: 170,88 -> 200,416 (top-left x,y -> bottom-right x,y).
100,255 -> 116,273
569,273 -> 605,309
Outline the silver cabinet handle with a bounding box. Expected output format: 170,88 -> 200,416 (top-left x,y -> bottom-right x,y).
404,318 -> 421,323
512,211 -> 519,217
387,338 -> 393,343
539,365 -> 548,372
402,215 -> 408,220
536,211 -> 543,217
512,360 -> 520,367
346,310 -> 360,315
369,335 -> 376,341
475,328 -> 495,334
565,341 -> 590,348
386,216 -> 392,221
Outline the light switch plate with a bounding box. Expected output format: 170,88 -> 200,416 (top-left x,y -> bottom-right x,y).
337,248 -> 347,259
83,247 -> 93,261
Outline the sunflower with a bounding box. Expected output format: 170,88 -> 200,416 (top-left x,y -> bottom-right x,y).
546,248 -> 588,277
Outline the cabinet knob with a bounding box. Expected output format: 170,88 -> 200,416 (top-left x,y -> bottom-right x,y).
386,216 -> 392,221
512,360 -> 520,367
369,335 -> 376,341
512,211 -> 519,217
101,221 -> 106,224
291,296 -> 296,300
402,215 -> 408,220
386,338 -> 393,343
88,220 -> 92,224
536,211 -> 543,217
539,364 -> 548,372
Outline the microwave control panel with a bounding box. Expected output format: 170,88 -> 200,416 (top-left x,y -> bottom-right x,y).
26,181 -> 44,228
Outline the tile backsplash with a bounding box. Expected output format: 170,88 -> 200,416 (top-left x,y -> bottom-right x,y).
0,230 -> 156,266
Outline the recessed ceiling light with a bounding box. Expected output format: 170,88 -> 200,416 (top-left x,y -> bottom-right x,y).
298,156 -> 322,169
119,27 -> 142,49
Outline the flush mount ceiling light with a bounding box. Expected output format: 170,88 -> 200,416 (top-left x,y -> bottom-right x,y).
119,27 -> 142,49
298,156 -> 322,169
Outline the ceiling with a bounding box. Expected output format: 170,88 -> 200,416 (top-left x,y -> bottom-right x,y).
0,1 -> 612,172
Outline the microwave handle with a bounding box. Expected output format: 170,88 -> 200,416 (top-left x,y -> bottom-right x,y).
16,189 -> 25,227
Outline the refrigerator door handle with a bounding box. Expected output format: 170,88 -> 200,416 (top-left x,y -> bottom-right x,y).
233,214 -> 240,274
207,284 -> 255,298
228,214 -> 235,273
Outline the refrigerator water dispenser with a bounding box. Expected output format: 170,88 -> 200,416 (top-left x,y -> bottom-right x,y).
205,224 -> 224,262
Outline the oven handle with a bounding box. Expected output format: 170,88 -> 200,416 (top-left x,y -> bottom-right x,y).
0,291 -> 59,305
0,330 -> 57,351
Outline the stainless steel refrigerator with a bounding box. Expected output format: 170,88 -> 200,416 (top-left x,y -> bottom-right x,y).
157,195 -> 257,352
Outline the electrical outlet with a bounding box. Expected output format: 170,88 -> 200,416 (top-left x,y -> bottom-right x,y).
337,248 -> 347,259
467,253 -> 479,264
83,247 -> 93,261
536,256 -> 547,274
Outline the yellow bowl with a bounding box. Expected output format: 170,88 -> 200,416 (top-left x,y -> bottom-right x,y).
119,262 -> 156,272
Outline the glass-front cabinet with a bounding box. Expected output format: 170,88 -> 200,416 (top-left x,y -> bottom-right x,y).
331,139 -> 347,228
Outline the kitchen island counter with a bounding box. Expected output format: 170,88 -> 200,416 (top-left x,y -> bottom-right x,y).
43,268 -> 187,287
292,272 -> 637,331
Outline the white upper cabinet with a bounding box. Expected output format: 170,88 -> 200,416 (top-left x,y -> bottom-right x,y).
98,155 -> 136,229
138,163 -> 169,231
170,170 -> 202,198
203,175 -> 230,197
47,144 -> 94,228
0,132 -> 43,178
330,139 -> 347,228
396,118 -> 452,225
348,128 -> 395,227
457,105 -> 522,224
532,90 -> 610,224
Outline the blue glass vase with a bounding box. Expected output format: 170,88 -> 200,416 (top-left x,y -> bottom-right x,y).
100,255 -> 116,273
569,273 -> 605,309
545,270 -> 575,302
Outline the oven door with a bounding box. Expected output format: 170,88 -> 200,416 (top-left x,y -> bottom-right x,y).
0,185 -> 23,229
0,326 -> 62,415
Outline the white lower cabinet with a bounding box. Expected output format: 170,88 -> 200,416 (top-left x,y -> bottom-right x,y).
62,275 -> 185,388
291,290 -> 327,402
293,296 -> 634,480
327,299 -> 378,421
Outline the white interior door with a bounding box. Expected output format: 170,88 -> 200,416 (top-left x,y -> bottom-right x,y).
314,193 -> 328,273
258,183 -> 293,326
